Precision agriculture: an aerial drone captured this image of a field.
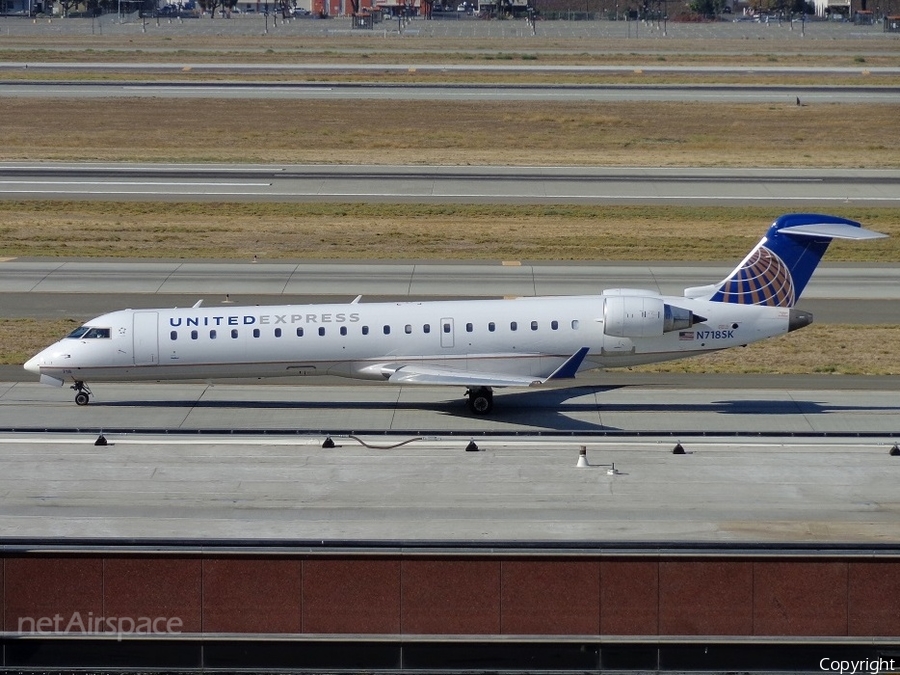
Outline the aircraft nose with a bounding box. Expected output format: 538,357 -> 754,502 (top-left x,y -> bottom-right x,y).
24,354 -> 42,375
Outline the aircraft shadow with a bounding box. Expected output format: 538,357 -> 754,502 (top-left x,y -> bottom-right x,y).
92,385 -> 625,432
587,399 -> 900,416
87,386 -> 899,432
438,386 -> 626,431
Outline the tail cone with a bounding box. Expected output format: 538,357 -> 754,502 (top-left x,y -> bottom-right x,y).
788,309 -> 813,332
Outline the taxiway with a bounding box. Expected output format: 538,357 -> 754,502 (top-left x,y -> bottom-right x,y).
1,163 -> 898,205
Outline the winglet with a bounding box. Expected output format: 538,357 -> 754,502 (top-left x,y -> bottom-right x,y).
542,347 -> 590,382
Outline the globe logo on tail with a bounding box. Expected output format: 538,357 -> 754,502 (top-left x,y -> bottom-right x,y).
712,246 -> 796,307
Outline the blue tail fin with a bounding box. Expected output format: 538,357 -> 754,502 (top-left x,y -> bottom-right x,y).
703,214 -> 885,307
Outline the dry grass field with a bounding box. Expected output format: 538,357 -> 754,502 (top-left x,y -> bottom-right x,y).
3,98 -> 899,168
1,202 -> 898,261
633,324 -> 900,376
1,31 -> 899,67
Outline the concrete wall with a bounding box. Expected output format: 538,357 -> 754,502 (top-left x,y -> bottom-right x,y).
4,555 -> 900,637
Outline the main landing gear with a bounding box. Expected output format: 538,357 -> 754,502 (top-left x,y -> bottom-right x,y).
71,381 -> 92,406
466,387 -> 493,415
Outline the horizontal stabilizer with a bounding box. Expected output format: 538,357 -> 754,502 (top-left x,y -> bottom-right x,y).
779,223 -> 887,241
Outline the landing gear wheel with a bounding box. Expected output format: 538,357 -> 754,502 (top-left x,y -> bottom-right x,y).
466,387 -> 493,415
71,381 -> 92,406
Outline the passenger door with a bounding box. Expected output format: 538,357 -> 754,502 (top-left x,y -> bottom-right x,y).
133,311 -> 159,365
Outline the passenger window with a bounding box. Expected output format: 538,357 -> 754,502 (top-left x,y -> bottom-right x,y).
340,326 -> 347,336
443,323 -> 451,333
191,330 -> 198,340
466,323 -> 473,333
383,325 -> 391,335
488,322 -> 495,332
231,329 -> 238,339
571,320 -> 580,330
170,331 -> 177,341
296,327 -> 304,337
423,324 -> 431,334
405,324 -> 412,334
275,328 -> 282,338
551,320 -> 559,330
510,321 -> 518,331
531,321 -> 538,331
319,327 -> 326,336
253,328 -> 260,338
210,330 -> 217,340
362,326 -> 369,336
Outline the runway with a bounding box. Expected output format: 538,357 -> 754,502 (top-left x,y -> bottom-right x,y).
1,163 -> 899,205
3,80 -> 900,104
4,376 -> 900,433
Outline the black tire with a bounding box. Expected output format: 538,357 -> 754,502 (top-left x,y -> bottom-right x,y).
467,391 -> 493,415
75,392 -> 90,406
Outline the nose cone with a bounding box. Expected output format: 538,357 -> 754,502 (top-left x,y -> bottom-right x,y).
24,353 -> 42,375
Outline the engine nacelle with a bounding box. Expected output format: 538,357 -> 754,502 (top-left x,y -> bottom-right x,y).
603,295 -> 697,338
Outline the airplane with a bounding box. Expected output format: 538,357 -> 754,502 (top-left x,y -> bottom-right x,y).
24,213 -> 886,415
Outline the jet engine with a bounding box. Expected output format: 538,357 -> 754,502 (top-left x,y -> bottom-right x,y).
603,295 -> 702,338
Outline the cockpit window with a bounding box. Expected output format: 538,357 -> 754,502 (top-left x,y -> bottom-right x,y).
66,326 -> 111,339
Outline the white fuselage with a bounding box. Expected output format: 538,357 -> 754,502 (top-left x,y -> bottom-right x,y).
25,292 -> 795,386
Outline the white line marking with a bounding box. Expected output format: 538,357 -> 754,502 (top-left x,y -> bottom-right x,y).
0,191 -> 895,202
0,181 -> 271,187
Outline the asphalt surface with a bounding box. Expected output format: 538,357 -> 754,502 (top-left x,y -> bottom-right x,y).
4,80 -> 900,104
0,423 -> 897,541
2,163 -> 899,205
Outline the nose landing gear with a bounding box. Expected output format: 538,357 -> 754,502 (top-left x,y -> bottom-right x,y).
466,386 -> 493,415
71,381 -> 93,406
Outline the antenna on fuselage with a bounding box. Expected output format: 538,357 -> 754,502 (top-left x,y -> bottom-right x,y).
192,299 -> 204,308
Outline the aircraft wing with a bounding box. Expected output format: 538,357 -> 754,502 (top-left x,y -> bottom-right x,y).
386,347 -> 590,388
